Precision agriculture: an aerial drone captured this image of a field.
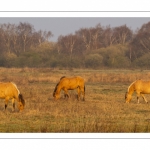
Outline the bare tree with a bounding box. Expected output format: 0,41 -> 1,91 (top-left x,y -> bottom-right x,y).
44,31 -> 53,42
130,22 -> 150,59
10,24 -> 20,55
76,28 -> 92,51
17,22 -> 34,52
57,34 -> 76,58
0,23 -> 12,54
91,24 -> 103,49
113,25 -> 132,45
102,25 -> 117,47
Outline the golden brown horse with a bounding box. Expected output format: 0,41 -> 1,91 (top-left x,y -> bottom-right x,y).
0,82 -> 25,112
125,79 -> 149,103
53,76 -> 85,100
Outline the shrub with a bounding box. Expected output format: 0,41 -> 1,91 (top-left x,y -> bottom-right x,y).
85,54 -> 103,68
99,44 -> 130,68
133,52 -> 150,69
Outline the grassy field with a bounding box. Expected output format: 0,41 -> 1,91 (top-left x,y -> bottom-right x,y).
0,67 -> 150,132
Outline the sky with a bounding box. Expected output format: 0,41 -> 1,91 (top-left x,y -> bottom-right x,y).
0,17 -> 150,42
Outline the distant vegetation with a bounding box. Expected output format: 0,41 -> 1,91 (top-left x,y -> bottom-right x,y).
1,21 -> 150,69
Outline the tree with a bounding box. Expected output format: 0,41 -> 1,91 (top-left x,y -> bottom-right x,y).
130,22 -> 150,61
10,24 -> 20,55
0,23 -> 12,54
113,25 -> 132,45
76,28 -> 92,51
57,34 -> 76,58
17,22 -> 34,52
37,30 -> 42,46
102,25 -> 117,47
44,31 -> 53,42
90,24 -> 103,49
0,27 -> 6,54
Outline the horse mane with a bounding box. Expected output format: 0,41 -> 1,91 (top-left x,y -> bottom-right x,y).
53,76 -> 66,96
127,80 -> 137,92
11,82 -> 20,95
19,94 -> 25,106
53,83 -> 59,96
60,76 -> 66,80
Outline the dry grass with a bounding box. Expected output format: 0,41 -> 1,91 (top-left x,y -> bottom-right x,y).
0,67 -> 150,132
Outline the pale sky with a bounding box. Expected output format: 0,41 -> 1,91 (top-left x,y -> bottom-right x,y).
1,0 -> 150,42
0,17 -> 150,42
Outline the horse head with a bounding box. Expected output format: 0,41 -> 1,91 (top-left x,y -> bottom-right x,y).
53,91 -> 60,100
125,92 -> 131,103
18,94 -> 25,111
53,83 -> 60,100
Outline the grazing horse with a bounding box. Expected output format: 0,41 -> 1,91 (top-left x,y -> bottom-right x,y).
53,76 -> 85,101
125,79 -> 149,103
0,82 -> 25,111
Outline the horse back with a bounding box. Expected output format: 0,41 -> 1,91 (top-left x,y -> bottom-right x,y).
134,80 -> 150,93
60,76 -> 85,88
0,82 -> 19,99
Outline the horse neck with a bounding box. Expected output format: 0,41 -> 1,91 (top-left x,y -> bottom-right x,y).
127,82 -> 135,95
11,82 -> 20,96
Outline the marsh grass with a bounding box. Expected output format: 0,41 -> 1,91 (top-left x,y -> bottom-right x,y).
0,67 -> 150,132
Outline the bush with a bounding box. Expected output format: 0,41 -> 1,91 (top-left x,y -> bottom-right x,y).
13,52 -> 42,67
98,44 -> 130,68
133,52 -> 150,69
0,53 -> 18,67
85,54 -> 103,68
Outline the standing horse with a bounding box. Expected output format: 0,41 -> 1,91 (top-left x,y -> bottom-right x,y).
125,79 -> 149,103
0,82 -> 25,111
53,76 -> 85,100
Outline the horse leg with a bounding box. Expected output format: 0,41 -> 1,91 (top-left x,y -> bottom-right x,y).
77,87 -> 81,100
4,97 -> 9,111
64,89 -> 69,99
64,93 -> 69,98
141,94 -> 148,103
81,86 -> 85,101
136,93 -> 141,103
12,98 -> 15,111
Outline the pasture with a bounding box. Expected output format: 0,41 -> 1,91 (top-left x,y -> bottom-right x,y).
0,67 -> 150,132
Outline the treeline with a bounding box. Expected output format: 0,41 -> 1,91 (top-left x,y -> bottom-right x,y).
1,21 -> 150,69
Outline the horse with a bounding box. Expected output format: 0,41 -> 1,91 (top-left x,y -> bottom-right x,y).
125,79 -> 149,103
53,76 -> 85,101
0,82 -> 25,112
